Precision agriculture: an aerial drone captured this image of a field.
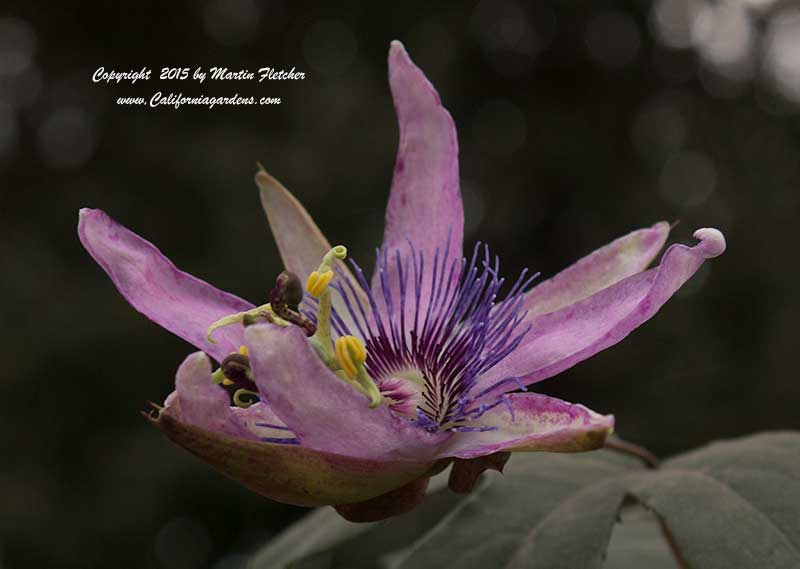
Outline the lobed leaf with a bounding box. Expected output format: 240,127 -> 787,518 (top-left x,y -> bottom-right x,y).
250,432 -> 800,569
628,431 -> 800,569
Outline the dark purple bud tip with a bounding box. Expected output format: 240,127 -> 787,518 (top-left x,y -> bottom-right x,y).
280,271 -> 304,310
271,271 -> 302,309
221,353 -> 252,384
269,270 -> 317,336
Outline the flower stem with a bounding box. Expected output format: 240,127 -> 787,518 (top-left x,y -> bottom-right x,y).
604,435 -> 659,468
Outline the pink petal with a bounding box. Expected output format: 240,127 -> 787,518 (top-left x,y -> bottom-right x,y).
166,351 -> 293,442
156,353 -> 434,506
476,228 -> 726,397
244,323 -> 449,461
440,393 -> 614,460
255,170 -> 367,322
170,352 -> 248,438
524,222 -> 670,318
371,41 -> 463,319
78,209 -> 253,361
229,401 -> 293,441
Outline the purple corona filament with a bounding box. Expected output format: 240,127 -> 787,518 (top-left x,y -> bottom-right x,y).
254,422 -> 292,430
259,437 -> 301,445
319,242 -> 539,433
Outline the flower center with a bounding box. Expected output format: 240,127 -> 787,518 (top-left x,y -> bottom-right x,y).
204,242 -> 533,431
327,241 -> 536,432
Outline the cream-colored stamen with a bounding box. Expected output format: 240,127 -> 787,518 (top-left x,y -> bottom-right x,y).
206,304 -> 288,343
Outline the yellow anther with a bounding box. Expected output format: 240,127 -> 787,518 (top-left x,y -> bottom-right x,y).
335,335 -> 367,379
222,378 -> 235,386
330,334 -> 380,408
306,270 -> 334,298
238,345 -> 249,356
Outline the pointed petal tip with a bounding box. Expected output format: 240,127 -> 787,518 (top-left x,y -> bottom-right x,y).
387,40 -> 443,107
254,168 -> 275,192
77,208 -> 253,360
78,207 -> 103,224
183,349 -> 213,370
388,40 -> 410,65
693,227 -> 726,258
519,221 -> 672,319
646,220 -> 671,248
254,169 -> 302,216
254,169 -> 292,215
378,35 -> 463,316
480,224 -> 726,393
652,220 -> 671,232
253,170 -> 367,322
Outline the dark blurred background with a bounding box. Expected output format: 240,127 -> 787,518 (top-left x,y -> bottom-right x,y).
1,0 -> 799,567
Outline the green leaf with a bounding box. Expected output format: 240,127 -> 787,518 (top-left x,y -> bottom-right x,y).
249,473 -> 465,569
602,504 -> 678,569
627,431 -> 800,569
250,432 -> 800,569
395,451 -> 641,569
247,506 -> 361,569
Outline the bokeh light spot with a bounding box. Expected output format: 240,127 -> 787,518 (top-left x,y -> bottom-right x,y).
651,0 -> 700,50
764,9 -> 800,104
584,10 -> 641,70
692,0 -> 753,81
0,17 -> 37,76
630,96 -> 688,164
302,20 -> 358,77
471,0 -> 553,76
471,99 -> 527,156
658,150 -> 716,208
154,517 -> 212,569
0,102 -> 18,156
202,0 -> 261,47
37,107 -> 98,169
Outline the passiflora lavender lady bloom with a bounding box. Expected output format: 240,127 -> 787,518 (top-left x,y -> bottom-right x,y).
78,41 -> 725,521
